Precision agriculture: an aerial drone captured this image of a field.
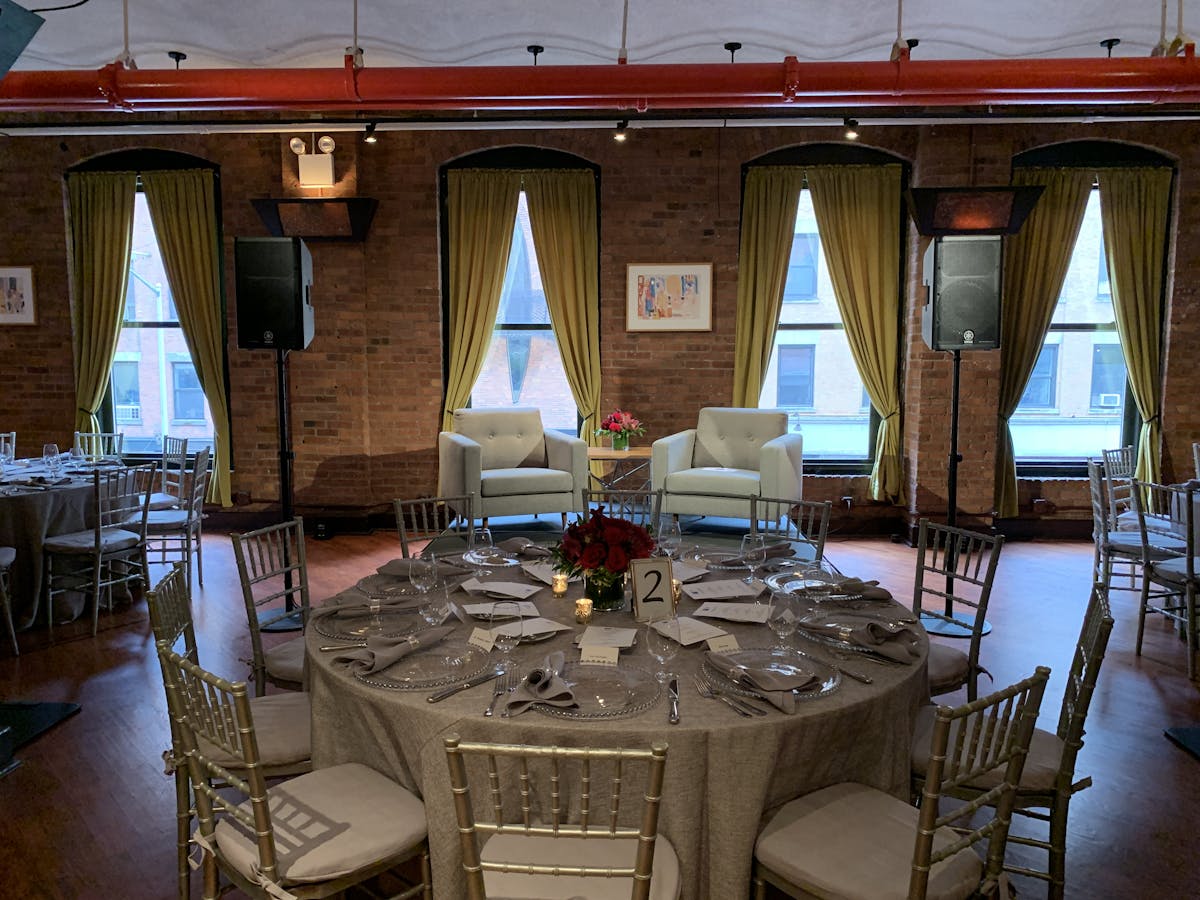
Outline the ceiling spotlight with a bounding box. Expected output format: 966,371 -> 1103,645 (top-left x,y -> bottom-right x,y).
614,120 -> 628,143
724,41 -> 742,62
363,122 -> 378,144
1100,38 -> 1121,57
843,117 -> 859,140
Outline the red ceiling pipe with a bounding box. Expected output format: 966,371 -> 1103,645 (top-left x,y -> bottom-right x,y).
2,51 -> 1200,113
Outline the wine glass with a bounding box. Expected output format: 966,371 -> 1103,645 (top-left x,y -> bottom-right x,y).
419,582 -> 451,629
471,527 -> 495,575
365,589 -> 389,634
489,600 -> 522,672
739,533 -> 768,585
656,516 -> 682,560
767,591 -> 799,649
645,617 -> 680,684
42,443 -> 60,477
410,558 -> 438,596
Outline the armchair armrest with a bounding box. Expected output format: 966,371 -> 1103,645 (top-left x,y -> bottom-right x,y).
760,432 -> 804,501
544,430 -> 588,509
438,432 -> 482,500
652,429 -> 697,492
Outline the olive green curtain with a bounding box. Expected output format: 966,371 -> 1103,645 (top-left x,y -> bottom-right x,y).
523,170 -> 602,447
807,164 -> 905,504
1098,166 -> 1173,485
142,169 -> 233,506
66,171 -> 137,434
732,167 -> 805,407
443,169 -> 523,431
995,168 -> 1093,517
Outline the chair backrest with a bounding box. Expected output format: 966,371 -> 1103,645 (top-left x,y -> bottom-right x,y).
912,518 -> 1004,685
74,430 -> 124,460
155,643 -> 284,884
183,447 -> 210,522
1132,479 -> 1195,561
1193,441 -> 1200,481
751,495 -> 832,561
97,462 -> 156,536
146,562 -> 198,662
582,488 -> 663,528
913,666 -> 1051,899
1086,459 -> 1109,541
452,408 -> 548,470
0,431 -> 14,459
1053,583 -> 1114,794
693,407 -> 787,471
443,734 -> 669,900
159,436 -> 189,503
394,493 -> 474,558
1102,446 -> 1135,530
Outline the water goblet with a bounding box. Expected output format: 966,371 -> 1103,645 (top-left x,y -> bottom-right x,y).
489,600 -> 522,672
767,591 -> 800,649
42,443 -> 61,477
365,589 -> 388,634
420,582 -> 452,629
471,527 -> 495,575
656,516 -> 682,560
410,558 -> 438,596
645,616 -> 681,685
739,533 -> 768,585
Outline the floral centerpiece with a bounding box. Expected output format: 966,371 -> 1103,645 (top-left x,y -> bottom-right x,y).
596,409 -> 646,451
551,508 -> 656,610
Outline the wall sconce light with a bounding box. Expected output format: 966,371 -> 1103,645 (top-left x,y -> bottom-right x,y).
843,117 -> 859,140
363,122 -> 378,144
291,134 -> 336,187
613,120 -> 628,143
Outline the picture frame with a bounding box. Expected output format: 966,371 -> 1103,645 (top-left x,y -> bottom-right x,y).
0,267 -> 36,326
630,557 -> 674,623
626,263 -> 712,332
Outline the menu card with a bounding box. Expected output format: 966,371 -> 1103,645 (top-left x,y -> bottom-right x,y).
655,616 -> 727,646
577,625 -> 639,648
490,617 -> 573,639
461,600 -> 541,618
682,579 -> 764,601
460,579 -> 542,600
693,601 -> 770,624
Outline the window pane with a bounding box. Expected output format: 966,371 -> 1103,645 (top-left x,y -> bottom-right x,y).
1017,345 -> 1058,410
776,345 -> 815,407
782,234 -> 819,302
471,193 -> 578,433
171,362 -> 206,421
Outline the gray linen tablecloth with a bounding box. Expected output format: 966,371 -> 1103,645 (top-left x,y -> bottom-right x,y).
306,567 -> 928,900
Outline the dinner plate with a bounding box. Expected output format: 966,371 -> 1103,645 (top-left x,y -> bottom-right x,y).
312,606 -> 421,641
763,571 -> 862,604
682,548 -> 747,573
793,613 -> 915,662
701,646 -> 840,702
531,663 -> 661,719
354,641 -> 490,690
356,573 -> 425,599
462,548 -> 521,568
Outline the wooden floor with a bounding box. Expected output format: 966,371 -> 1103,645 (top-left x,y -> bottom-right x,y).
0,531 -> 1197,899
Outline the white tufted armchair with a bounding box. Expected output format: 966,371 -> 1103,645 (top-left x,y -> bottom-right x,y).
438,408 -> 587,528
652,407 -> 803,520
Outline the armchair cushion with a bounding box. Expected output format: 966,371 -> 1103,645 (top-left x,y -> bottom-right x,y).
693,408 -> 789,471
480,467 -> 574,497
452,408 -> 547,470
663,467 -> 761,495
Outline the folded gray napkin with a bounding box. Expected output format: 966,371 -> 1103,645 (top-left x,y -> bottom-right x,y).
332,625 -> 456,675
495,537 -> 552,558
377,556 -> 472,577
704,651 -> 818,714
33,476 -> 73,486
834,577 -> 894,603
723,542 -> 797,567
798,615 -> 921,663
503,651 -> 575,716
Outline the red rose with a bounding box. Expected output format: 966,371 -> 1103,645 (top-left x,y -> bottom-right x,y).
605,545 -> 629,572
580,543 -> 607,570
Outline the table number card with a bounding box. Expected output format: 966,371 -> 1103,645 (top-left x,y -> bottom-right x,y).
630,557 -> 674,622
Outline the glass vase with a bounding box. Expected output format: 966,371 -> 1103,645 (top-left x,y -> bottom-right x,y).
612,432 -> 630,451
584,572 -> 626,611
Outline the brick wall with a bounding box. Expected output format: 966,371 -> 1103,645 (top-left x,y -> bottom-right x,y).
0,122 -> 1197,534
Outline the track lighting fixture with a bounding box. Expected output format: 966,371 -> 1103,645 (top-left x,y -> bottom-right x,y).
614,120 -> 628,142
363,122 -> 377,143
843,117 -> 859,140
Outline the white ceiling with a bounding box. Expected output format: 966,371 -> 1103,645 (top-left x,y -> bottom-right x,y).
10,0 -> 1192,71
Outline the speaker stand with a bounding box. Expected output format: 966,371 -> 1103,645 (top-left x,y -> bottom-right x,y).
261,347 -> 303,633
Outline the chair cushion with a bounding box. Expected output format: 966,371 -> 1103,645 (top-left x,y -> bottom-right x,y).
663,467 -> 761,496
481,832 -> 680,900
755,782 -> 982,900
1149,556 -> 1200,584
149,491 -> 181,511
0,546 -> 14,569
214,762 -> 426,886
1114,510 -> 1139,531
265,636 -> 306,684
910,705 -> 1065,794
693,408 -> 788,471
479,467 -> 573,497
926,643 -> 969,695
146,509 -> 189,532
200,692 -> 312,768
43,527 -> 139,554
454,408 -> 548,470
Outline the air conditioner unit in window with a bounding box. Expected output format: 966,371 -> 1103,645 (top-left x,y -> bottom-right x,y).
1097,393 -> 1121,408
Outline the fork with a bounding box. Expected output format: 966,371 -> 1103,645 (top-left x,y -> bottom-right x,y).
693,673 -> 755,717
485,670 -> 515,717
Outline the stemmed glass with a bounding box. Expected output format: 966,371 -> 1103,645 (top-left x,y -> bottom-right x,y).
656,516 -> 682,560
365,589 -> 389,634
410,558 -> 438,597
645,616 -> 681,684
739,533 -> 768,585
767,591 -> 799,650
471,527 -> 495,576
42,443 -> 61,478
489,600 -> 522,672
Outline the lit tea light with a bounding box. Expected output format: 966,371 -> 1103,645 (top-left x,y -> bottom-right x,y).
671,578 -> 682,610
552,573 -> 569,597
575,596 -> 593,624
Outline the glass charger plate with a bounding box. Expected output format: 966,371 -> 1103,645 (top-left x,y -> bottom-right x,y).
312,606 -> 421,641
793,617 -> 909,663
462,548 -> 521,568
532,663 -> 661,719
356,573 -> 425,599
702,646 -> 840,702
682,548 -> 748,573
763,572 -> 862,603
354,641 -> 491,690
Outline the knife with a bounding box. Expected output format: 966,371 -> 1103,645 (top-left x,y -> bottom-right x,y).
667,677 -> 680,724
426,667 -> 502,702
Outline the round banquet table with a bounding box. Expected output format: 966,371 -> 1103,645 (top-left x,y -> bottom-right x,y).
306,556 -> 929,900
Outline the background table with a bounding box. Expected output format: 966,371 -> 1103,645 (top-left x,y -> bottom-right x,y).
587,446 -> 653,491
307,561 -> 928,900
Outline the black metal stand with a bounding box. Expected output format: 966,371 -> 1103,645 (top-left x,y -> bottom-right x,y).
921,349 -> 992,638
261,348 -> 303,633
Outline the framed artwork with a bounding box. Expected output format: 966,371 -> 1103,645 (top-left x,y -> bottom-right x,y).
0,267 -> 35,325
626,263 -> 712,332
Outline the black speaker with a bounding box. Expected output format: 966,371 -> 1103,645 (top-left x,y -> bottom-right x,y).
920,236 -> 1002,351
235,237 -> 314,350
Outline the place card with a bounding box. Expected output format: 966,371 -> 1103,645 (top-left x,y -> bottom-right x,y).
521,561 -> 580,585
706,633 -> 741,653
449,602 -> 468,624
658,616 -> 727,646
693,601 -> 770,624
670,561 -> 708,583
467,627 -> 495,652
490,617 -> 573,639
460,579 -> 542,600
577,625 -> 639,648
579,645 -> 620,667
461,600 -> 541,618
682,579 -> 764,601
